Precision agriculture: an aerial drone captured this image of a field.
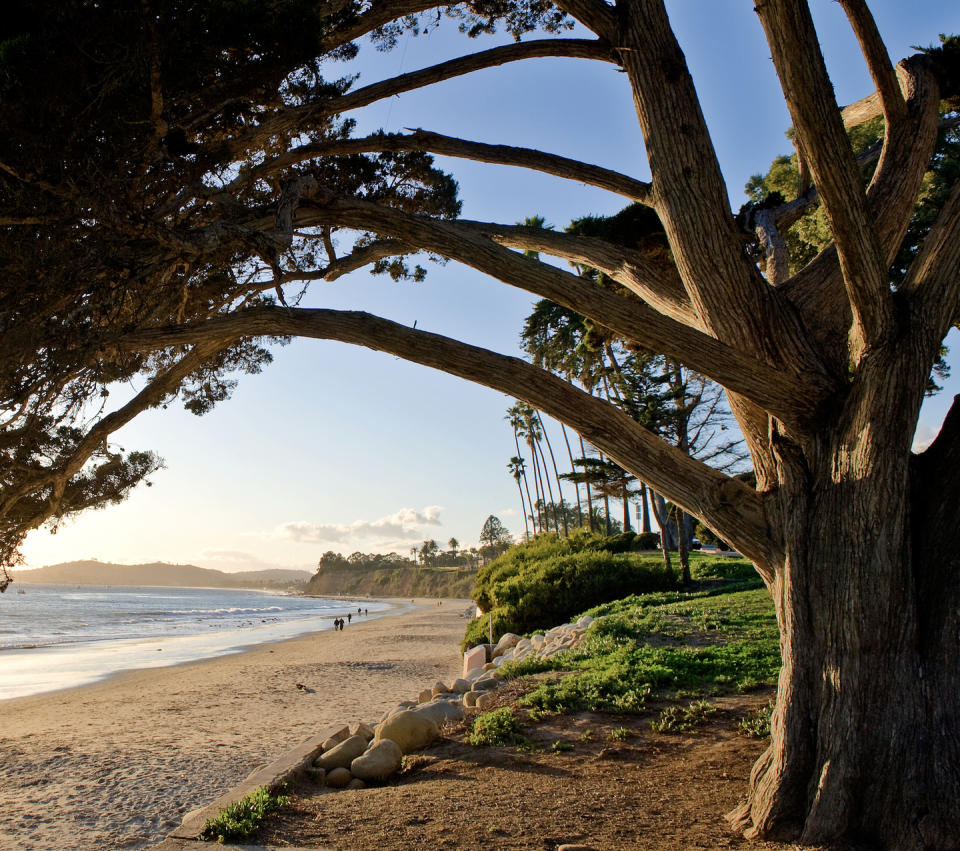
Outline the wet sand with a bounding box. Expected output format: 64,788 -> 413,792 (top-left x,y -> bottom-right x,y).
0,598 -> 472,850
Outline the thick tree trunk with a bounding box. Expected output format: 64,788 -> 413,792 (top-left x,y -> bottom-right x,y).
729,356 -> 960,849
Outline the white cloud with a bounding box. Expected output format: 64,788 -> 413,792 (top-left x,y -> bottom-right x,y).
194,548 -> 316,573
275,506 -> 444,546
499,508 -> 517,516
913,422 -> 939,453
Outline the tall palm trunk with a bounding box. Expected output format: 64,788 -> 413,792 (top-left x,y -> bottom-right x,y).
579,434 -> 595,533
536,411 -> 567,536
513,426 -> 538,535
528,434 -> 547,531
561,423 -> 584,528
515,474 -> 530,540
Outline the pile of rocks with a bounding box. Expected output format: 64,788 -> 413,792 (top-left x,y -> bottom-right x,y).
311,613 -> 598,791
310,666 -> 508,790
463,614 -> 596,672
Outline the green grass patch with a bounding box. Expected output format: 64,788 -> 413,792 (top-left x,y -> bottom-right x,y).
513,587 -> 779,715
199,786 -> 289,843
466,708 -> 529,747
650,699 -> 718,733
737,699 -> 775,738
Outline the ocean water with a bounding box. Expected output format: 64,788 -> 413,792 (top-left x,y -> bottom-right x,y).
0,584 -> 394,700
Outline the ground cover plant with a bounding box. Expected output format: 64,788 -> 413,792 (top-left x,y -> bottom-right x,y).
199,785 -> 289,843
466,707 -> 529,748
500,584 -> 780,717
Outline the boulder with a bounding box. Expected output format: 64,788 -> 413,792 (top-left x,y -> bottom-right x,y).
431,681 -> 451,697
350,739 -> 403,781
413,700 -> 465,727
316,735 -> 368,772
345,778 -> 366,790
482,662 -> 497,671
451,678 -> 472,694
577,616 -> 595,628
375,710 -> 439,754
350,721 -> 375,742
492,632 -> 521,658
462,644 -> 487,677
463,690 -> 482,708
472,676 -> 500,691
418,688 -> 434,704
320,725 -> 350,752
476,692 -> 496,710
326,767 -> 353,789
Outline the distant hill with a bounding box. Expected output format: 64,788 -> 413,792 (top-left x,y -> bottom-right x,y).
15,561 -> 311,588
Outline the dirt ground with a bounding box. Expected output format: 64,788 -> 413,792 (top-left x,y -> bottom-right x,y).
252,681 -> 852,851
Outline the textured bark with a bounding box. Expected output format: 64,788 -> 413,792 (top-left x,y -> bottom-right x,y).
5,1 -> 959,846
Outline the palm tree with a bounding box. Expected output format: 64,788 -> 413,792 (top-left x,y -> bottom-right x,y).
447,537 -> 459,559
535,410 -> 568,536
506,403 -> 539,534
559,423 -> 584,528
507,456 -> 531,540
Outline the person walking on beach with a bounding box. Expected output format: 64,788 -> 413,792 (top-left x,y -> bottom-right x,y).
347,612 -> 352,623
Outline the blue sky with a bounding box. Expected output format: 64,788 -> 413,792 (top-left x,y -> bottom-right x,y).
19,1 -> 960,572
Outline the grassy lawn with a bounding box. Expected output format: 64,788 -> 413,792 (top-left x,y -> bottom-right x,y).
499,569 -> 780,718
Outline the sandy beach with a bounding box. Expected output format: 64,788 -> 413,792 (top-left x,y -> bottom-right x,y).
0,598 -> 472,851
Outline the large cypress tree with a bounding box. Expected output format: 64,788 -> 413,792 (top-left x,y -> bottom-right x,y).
2,3 -> 960,846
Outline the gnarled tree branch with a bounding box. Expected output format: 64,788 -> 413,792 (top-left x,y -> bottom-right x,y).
116,307 -> 781,570
756,0 -> 892,357
838,0 -> 907,123
217,129 -> 651,205
283,189 -> 835,425
226,39 -> 616,157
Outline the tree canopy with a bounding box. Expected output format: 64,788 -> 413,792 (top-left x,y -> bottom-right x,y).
3,3 -> 960,846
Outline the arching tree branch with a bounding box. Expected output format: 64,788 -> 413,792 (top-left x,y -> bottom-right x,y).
283,190 -> 835,424
225,39 -> 616,157
218,129 -> 651,205
116,307 -> 780,570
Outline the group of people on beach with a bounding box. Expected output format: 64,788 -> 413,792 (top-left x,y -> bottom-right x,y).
333,608 -> 368,631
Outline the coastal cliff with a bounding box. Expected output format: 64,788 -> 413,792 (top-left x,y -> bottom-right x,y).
304,565 -> 477,599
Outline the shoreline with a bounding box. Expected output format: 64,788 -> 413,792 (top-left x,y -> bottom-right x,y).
0,597 -> 473,851
0,586 -> 411,704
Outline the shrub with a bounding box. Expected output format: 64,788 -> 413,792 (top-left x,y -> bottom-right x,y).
467,708 -> 528,747
690,558 -> 759,583
464,531 -> 679,649
199,786 -> 288,843
632,531 -> 661,550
